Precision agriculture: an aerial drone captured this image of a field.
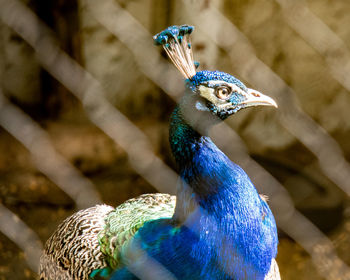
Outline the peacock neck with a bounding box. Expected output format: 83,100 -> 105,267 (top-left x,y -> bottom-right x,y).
169,106 -> 202,167
169,104 -> 278,278
169,104 -> 251,215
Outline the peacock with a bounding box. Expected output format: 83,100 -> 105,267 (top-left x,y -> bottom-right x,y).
39,25 -> 280,280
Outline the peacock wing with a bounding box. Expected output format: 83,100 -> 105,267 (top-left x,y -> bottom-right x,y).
40,204 -> 114,280
98,193 -> 176,270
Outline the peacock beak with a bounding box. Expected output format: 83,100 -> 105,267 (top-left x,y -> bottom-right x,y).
241,88 -> 278,108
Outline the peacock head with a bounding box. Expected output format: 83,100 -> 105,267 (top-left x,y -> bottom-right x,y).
154,25 -> 277,122
187,70 -> 277,120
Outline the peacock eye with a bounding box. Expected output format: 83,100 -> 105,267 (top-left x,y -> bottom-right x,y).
215,86 -> 232,100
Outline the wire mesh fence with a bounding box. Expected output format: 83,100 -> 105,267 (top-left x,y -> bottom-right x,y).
0,0 -> 349,279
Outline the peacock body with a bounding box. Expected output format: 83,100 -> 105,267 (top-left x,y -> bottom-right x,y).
39,25 -> 280,280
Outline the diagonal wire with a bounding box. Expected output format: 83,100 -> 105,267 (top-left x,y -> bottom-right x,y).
0,203 -> 44,272
1,0 -> 349,278
0,0 -> 176,273
275,0 -> 350,92
80,0 -> 183,100
178,3 -> 350,278
82,0 -> 289,199
181,2 -> 350,197
211,124 -> 350,280
86,0 -> 349,278
86,1 -> 350,278
0,0 -> 178,197
0,91 -> 102,209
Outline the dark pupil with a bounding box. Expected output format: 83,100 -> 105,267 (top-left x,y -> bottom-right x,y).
221,88 -> 228,95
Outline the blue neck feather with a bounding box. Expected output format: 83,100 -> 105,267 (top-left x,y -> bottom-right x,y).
168,104 -> 278,279
112,103 -> 278,280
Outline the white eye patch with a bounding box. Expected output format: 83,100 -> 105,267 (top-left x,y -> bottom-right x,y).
198,85 -> 219,104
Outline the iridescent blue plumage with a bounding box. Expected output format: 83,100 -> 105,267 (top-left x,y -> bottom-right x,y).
109,25 -> 280,280
110,102 -> 278,279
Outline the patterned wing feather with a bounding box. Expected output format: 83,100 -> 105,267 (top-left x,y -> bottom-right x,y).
39,204 -> 114,280
40,193 -> 277,279
98,193 -> 176,270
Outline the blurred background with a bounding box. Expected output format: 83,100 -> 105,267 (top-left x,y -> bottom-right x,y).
0,0 -> 350,279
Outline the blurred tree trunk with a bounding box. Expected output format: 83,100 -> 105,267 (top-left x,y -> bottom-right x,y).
0,0 -> 82,119
31,0 -> 82,118
0,0 -> 41,111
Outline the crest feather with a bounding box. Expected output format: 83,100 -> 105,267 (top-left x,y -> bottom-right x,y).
154,25 -> 197,79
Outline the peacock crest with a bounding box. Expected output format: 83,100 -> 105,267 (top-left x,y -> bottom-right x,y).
153,25 -> 197,79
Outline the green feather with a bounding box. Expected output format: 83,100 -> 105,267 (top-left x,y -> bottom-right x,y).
98,194 -> 175,270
